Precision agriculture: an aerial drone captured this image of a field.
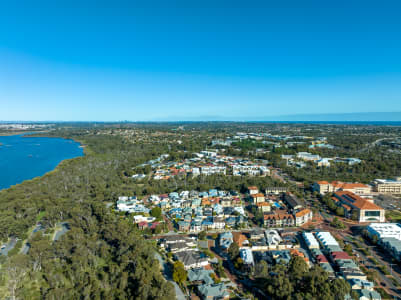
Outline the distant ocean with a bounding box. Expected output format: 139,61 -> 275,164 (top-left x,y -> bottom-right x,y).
248,121 -> 401,125
0,134 -> 83,190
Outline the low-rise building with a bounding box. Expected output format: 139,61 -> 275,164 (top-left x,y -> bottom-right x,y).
367,223 -> 401,240
197,283 -> 230,300
283,193 -> 303,210
240,248 -> 254,265
265,229 -> 282,247
303,232 -> 319,249
264,211 -> 295,227
248,186 -> 259,195
313,181 -> 371,195
333,191 -> 385,223
174,251 -> 209,270
315,232 -> 339,249
372,177 -> 401,194
251,193 -> 265,204
297,152 -> 321,162
265,187 -> 288,195
256,202 -> 271,212
348,278 -> 374,291
219,232 -> 233,251
357,289 -> 381,300
295,209 -> 313,226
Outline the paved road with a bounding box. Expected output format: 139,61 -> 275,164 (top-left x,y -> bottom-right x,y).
154,252 -> 186,300
341,233 -> 400,298
0,237 -> 17,256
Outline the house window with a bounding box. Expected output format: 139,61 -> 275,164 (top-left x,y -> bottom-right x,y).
365,211 -> 380,217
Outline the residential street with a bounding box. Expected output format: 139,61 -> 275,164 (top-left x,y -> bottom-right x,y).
154,252 -> 186,300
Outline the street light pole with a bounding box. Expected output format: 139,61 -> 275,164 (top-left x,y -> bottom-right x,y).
389,263 -> 395,276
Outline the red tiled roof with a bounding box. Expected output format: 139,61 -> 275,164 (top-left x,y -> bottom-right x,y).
295,209 -> 311,218
334,191 -> 383,210
316,254 -> 328,263
331,251 -> 351,260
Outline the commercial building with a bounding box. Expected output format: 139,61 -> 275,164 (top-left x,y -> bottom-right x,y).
297,152 -> 321,162
367,223 -> 401,240
333,191 -> 385,223
372,177 -> 401,194
313,181 -> 371,195
367,223 -> 401,262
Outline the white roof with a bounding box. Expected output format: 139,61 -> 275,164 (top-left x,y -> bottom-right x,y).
315,232 -> 339,246
303,232 -> 319,247
368,223 -> 401,239
240,248 -> 254,264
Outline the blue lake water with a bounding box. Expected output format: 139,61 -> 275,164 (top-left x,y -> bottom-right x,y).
0,134 -> 83,190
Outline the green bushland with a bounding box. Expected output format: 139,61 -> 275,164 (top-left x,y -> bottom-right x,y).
0,132 -> 175,299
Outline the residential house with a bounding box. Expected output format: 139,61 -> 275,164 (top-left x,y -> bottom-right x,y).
178,221 -> 190,232
220,197 -> 232,207
265,229 -> 282,247
357,289 -> 381,300
187,268 -> 214,285
233,232 -> 248,248
197,283 -> 230,300
219,232 -> 233,251
190,220 -> 202,233
174,251 -> 209,270
348,279 -> 374,291
303,232 -> 319,249
249,229 -> 265,240
212,203 -> 223,215
240,248 -> 254,265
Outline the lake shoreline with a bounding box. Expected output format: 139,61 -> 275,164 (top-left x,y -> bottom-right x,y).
0,134 -> 84,191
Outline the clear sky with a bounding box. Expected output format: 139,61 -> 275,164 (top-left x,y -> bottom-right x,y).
1,0 -> 401,121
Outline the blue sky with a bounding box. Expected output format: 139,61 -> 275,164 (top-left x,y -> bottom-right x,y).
1,0 -> 401,121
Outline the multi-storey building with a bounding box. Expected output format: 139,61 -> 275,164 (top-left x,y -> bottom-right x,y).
333,191 -> 385,223
313,181 -> 371,195
372,177 -> 401,194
